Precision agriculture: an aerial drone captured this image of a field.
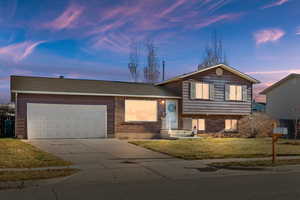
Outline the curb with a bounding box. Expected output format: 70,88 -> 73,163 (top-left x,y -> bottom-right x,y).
0,165 -> 81,172
0,167 -> 81,191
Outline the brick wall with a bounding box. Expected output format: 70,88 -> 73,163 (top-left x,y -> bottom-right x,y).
181,114 -> 242,133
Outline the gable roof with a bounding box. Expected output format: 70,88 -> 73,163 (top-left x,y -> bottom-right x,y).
156,64 -> 260,85
260,73 -> 300,95
11,76 -> 181,99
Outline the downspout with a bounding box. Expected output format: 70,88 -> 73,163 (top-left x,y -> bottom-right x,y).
14,92 -> 18,138
162,60 -> 165,81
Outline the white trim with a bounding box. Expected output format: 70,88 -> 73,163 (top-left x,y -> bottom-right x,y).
165,100 -> 179,130
156,64 -> 260,85
11,90 -> 181,99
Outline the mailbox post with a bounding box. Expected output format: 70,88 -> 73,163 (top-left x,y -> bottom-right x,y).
272,127 -> 288,164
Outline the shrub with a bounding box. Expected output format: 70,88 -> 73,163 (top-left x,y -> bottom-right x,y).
239,113 -> 276,138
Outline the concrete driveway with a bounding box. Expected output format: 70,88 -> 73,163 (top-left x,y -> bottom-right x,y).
29,139 -> 171,167
28,139 -> 206,184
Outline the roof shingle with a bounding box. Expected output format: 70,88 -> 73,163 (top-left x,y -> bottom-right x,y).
11,76 -> 180,98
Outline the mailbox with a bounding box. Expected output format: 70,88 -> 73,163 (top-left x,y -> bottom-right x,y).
273,127 -> 288,135
272,127 -> 288,164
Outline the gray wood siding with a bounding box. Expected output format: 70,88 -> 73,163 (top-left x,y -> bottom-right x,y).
182,68 -> 253,115
266,77 -> 300,120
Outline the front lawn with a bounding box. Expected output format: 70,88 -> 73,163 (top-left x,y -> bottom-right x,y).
130,138 -> 300,160
0,139 -> 72,168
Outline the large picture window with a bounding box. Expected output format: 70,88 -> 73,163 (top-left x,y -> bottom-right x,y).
229,85 -> 242,101
125,100 -> 157,122
195,82 -> 210,99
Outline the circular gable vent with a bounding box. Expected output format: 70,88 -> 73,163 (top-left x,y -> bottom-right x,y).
216,68 -> 223,76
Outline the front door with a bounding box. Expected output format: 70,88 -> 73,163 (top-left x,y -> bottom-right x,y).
165,100 -> 178,130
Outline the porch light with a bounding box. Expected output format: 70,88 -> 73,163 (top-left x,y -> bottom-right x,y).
160,100 -> 165,104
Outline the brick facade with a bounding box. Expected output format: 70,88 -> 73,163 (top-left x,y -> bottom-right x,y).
181,114 -> 242,133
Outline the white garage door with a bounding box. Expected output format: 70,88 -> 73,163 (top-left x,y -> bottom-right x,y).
27,103 -> 107,139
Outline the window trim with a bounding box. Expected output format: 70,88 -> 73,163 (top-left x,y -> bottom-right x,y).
192,119 -> 206,131
225,119 -> 238,132
124,99 -> 158,122
194,82 -> 210,100
228,84 -> 243,101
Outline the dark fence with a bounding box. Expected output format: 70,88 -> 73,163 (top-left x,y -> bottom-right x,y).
0,115 -> 15,138
279,119 -> 300,139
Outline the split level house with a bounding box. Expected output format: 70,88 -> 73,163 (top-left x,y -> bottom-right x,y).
261,73 -> 300,137
10,64 -> 260,139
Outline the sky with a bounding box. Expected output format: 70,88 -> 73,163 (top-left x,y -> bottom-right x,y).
0,0 -> 299,103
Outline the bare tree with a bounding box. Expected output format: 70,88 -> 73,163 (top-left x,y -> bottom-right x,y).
198,30 -> 228,69
128,41 -> 140,82
143,40 -> 160,83
290,106 -> 300,140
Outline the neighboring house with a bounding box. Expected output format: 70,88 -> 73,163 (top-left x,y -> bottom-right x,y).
252,100 -> 266,113
10,64 -> 260,139
261,73 -> 300,137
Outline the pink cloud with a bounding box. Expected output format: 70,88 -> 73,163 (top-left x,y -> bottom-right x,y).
261,0 -> 289,9
84,0 -> 241,53
92,32 -> 132,54
0,41 -> 45,62
193,13 -> 241,29
247,67 -> 300,102
247,69 -> 300,75
89,20 -> 126,35
254,29 -> 285,45
45,4 -> 84,30
253,83 -> 272,102
206,0 -> 233,13
296,27 -> 300,35
159,0 -> 189,17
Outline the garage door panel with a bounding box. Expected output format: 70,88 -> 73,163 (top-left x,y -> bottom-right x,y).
27,103 -> 107,139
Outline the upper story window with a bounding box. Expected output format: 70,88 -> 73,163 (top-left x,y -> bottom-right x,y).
196,82 -> 209,99
191,82 -> 214,100
229,85 -> 242,101
225,84 -> 248,101
125,100 -> 157,122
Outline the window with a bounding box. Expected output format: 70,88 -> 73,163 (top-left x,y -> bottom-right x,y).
225,119 -> 238,131
125,100 -> 157,122
229,85 -> 242,101
192,119 -> 205,131
195,83 -> 210,99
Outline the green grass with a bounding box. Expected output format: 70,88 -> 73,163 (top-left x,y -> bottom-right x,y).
130,138 -> 300,160
0,168 -> 80,182
209,159 -> 300,168
0,139 -> 72,168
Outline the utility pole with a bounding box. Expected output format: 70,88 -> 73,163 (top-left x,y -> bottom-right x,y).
162,60 -> 166,81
